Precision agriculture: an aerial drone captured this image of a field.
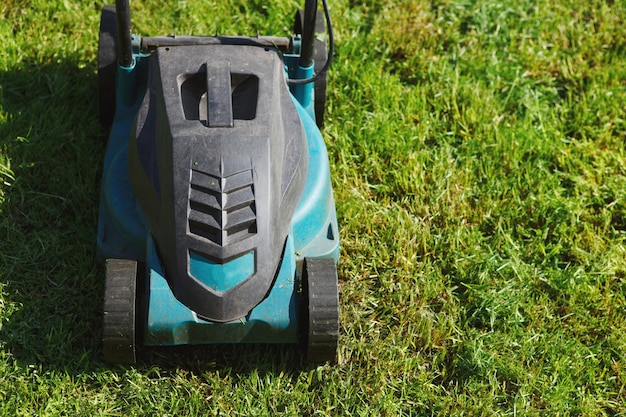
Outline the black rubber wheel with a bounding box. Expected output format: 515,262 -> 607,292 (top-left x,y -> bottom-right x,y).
98,5 -> 118,131
300,257 -> 339,364
312,39 -> 328,129
294,9 -> 328,128
103,258 -> 138,364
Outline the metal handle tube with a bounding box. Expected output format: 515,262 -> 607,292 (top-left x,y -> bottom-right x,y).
298,0 -> 318,68
141,35 -> 291,50
116,0 -> 133,67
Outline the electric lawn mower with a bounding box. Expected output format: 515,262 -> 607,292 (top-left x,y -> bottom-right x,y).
96,0 -> 340,364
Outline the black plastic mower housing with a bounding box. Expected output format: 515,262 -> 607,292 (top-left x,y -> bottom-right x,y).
127,45 -> 308,322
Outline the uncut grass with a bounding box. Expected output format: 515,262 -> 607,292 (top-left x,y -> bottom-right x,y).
1,0 -> 626,415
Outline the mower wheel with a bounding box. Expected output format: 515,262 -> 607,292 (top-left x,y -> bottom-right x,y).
103,258 -> 139,364
98,5 -> 117,131
300,257 -> 339,364
294,9 -> 328,128
313,39 -> 328,128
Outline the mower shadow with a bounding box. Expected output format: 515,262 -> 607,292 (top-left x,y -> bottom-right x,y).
139,344 -> 308,375
0,55 -> 107,372
0,57 -> 313,376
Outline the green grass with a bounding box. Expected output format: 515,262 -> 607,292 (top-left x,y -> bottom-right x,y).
1,0 -> 626,415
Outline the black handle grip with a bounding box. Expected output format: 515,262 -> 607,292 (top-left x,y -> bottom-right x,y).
298,0 -> 318,68
116,0 -> 133,67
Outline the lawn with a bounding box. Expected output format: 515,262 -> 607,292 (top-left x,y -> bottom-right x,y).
1,0 -> 626,415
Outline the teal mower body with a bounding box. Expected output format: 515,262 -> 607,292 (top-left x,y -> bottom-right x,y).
96,0 -> 339,364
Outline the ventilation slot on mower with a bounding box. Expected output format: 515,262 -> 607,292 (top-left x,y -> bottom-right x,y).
179,66 -> 259,126
188,168 -> 257,246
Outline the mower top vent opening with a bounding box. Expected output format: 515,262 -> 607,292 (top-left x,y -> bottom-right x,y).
179,66 -> 260,126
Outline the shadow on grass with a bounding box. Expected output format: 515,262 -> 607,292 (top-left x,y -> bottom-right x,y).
0,54 -> 106,372
0,56 -> 311,377
0,52 -> 103,369
138,344 -> 307,375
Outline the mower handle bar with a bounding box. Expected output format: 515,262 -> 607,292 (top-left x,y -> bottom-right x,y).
115,0 -> 133,67
141,35 -> 291,51
114,0 -> 330,82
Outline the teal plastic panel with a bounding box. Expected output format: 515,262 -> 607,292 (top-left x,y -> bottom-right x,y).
291,98 -> 340,262
145,235 -> 299,345
189,250 -> 255,292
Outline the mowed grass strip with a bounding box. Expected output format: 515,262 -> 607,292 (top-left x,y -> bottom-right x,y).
1,0 -> 625,415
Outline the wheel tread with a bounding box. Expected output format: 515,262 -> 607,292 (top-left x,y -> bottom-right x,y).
102,258 -> 138,364
301,257 -> 339,364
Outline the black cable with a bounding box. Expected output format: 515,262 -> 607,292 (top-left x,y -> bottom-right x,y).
287,0 -> 334,85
